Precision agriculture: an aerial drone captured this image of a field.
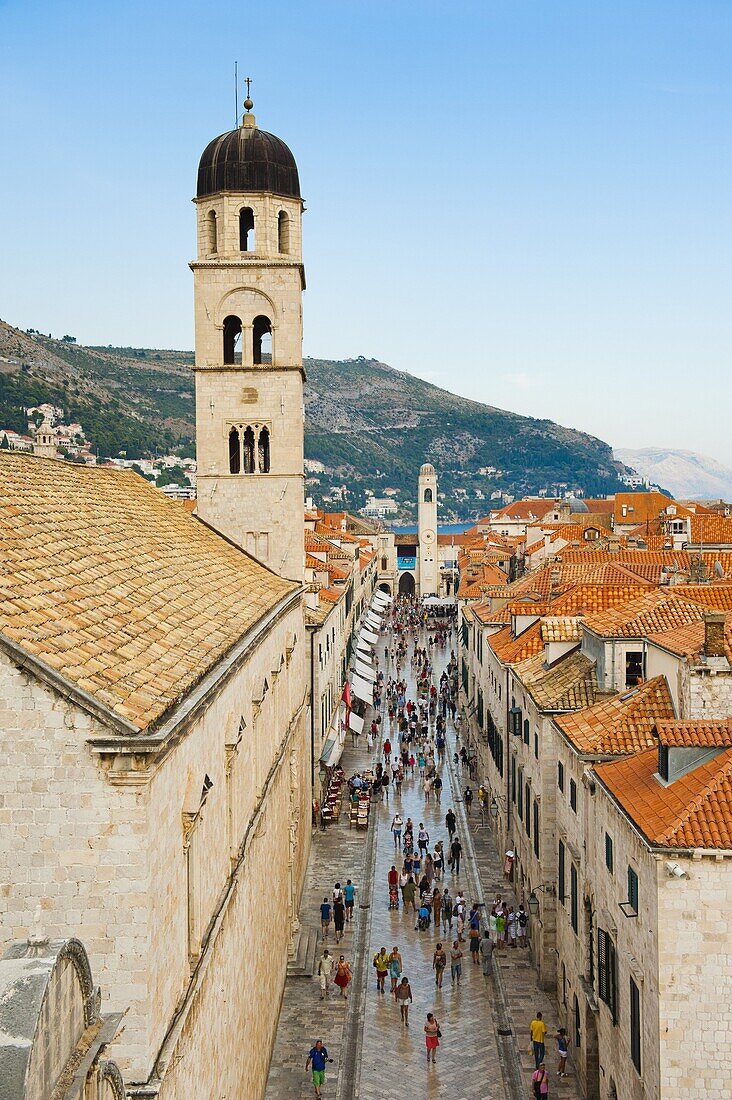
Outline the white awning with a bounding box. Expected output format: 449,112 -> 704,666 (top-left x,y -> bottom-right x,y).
366,605 -> 382,621
372,591 -> 392,607
354,660 -> 376,682
320,735 -> 344,769
355,651 -> 373,669
361,628 -> 379,645
365,616 -> 381,632
423,596 -> 456,607
346,708 -> 364,735
350,674 -> 374,705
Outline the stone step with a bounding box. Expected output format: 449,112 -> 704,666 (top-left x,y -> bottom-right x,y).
286,927 -> 319,978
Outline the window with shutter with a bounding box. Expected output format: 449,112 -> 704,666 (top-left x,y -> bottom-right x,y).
598,928 -> 618,1023
525,783 -> 531,836
558,840 -> 565,904
605,832 -> 614,874
627,866 -> 639,914
570,864 -> 578,933
533,800 -> 539,858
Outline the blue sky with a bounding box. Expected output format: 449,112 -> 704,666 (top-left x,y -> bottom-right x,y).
1,1 -> 730,462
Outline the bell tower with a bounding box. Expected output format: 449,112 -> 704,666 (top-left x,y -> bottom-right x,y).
191,93 -> 305,581
418,462 -> 439,596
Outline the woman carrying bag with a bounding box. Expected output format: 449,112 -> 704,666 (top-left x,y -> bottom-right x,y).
424,1013 -> 441,1064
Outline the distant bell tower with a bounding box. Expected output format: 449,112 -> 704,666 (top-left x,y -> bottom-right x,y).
191,90 -> 305,581
418,462 -> 439,596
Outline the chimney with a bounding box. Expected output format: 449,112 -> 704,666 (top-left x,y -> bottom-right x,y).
704,611 -> 726,659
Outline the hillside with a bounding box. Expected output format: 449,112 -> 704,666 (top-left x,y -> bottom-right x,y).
0,319 -> 627,518
615,447 -> 732,502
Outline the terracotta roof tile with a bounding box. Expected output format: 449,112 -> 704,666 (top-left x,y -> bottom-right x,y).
655,720 -> 732,748
595,747 -> 732,849
647,613 -> 732,663
516,650 -> 599,711
541,617 -> 583,643
556,676 -> 675,755
487,621 -> 545,665
0,453 -> 295,732
583,590 -> 705,638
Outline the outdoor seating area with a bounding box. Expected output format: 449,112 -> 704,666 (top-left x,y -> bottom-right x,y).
347,769 -> 375,831
319,766 -> 346,827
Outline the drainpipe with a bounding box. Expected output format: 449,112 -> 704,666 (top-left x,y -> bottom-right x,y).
310,630 -> 316,791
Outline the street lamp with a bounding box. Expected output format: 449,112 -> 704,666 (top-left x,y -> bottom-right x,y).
490,797 -> 500,818
527,883 -> 555,916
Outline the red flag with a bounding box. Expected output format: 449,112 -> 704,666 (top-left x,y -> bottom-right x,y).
342,681 -> 352,729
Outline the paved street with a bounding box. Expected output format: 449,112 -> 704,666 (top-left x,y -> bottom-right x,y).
265,620 -> 582,1100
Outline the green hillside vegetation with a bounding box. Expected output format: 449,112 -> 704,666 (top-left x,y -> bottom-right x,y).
0,320 -> 626,515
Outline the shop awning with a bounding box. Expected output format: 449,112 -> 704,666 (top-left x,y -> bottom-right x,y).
350,674 -> 373,705
365,613 -> 381,630
372,591 -> 392,607
355,650 -> 373,668
423,596 -> 456,607
345,709 -> 364,735
361,628 -> 379,645
320,735 -> 344,769
355,660 -> 376,682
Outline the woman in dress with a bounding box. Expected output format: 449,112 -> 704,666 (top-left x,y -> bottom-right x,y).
424,1013 -> 440,1063
334,955 -> 352,1000
388,946 -> 403,994
333,891 -> 346,945
432,942 -> 447,989
432,886 -> 442,929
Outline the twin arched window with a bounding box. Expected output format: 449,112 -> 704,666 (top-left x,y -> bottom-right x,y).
222,315 -> 272,365
229,424 -> 270,474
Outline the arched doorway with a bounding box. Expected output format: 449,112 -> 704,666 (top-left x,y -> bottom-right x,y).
398,572 -> 415,596
378,582 -> 392,594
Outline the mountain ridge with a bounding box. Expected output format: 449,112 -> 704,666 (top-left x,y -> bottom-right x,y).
615,447 -> 732,502
0,317 -> 628,518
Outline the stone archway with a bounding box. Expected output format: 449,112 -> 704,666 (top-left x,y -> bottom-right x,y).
398,572 -> 415,596
378,582 -> 392,594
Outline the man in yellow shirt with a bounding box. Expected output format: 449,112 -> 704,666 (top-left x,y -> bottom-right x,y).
529,1011 -> 548,1068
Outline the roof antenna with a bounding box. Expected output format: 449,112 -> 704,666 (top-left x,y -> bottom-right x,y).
234,61 -> 239,126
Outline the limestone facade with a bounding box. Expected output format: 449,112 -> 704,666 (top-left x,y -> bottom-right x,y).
0,594 -> 309,1095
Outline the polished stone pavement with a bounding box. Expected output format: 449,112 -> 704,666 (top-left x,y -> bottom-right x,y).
265,624 -> 582,1100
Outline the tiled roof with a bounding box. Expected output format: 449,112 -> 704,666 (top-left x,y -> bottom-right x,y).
595,746 -> 732,849
516,650 -> 599,711
690,515 -> 732,544
541,617 -> 582,642
647,613 -> 732,663
488,621 -> 545,665
0,453 -> 295,732
654,720 -> 732,748
556,676 -> 675,755
680,584 -> 732,611
614,492 -> 692,526
583,590 -> 705,638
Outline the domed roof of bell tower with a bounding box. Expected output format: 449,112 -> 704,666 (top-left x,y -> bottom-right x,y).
419,462 -> 436,477
197,96 -> 300,200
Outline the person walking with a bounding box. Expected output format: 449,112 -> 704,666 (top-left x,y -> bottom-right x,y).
373,946 -> 389,993
432,886 -> 442,928
387,864 -> 399,907
333,894 -> 346,944
450,836 -> 462,875
388,946 -> 403,994
433,773 -> 443,802
395,976 -> 413,1026
450,940 -> 463,985
479,931 -> 494,977
417,823 -> 430,856
424,1013 -> 441,1064
317,948 -> 334,999
402,875 -> 417,915
556,1028 -> 569,1077
305,1040 -> 333,1099
441,889 -> 453,934
391,813 -> 403,848
320,897 -> 332,941
343,879 -> 356,923
469,922 -> 481,965
464,785 -> 473,817
432,942 -> 447,989
333,954 -> 352,1000
532,1062 -> 550,1098
517,903 -> 528,947
530,1012 -> 548,1069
